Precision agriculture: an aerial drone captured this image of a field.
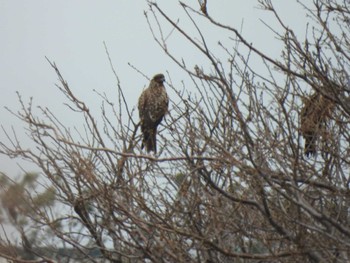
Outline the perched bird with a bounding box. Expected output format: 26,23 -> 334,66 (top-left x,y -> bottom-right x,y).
138,73 -> 169,153
300,92 -> 334,157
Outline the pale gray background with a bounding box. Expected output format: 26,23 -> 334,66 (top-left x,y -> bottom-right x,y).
0,1 -> 305,177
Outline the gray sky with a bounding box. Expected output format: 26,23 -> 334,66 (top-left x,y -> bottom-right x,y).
0,1 -> 305,176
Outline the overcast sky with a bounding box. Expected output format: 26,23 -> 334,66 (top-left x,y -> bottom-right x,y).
0,1 -> 306,177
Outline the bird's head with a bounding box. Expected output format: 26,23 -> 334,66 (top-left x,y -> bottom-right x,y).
152,73 -> 165,85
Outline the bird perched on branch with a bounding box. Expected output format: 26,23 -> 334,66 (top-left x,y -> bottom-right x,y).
138,73 -> 169,153
300,92 -> 334,157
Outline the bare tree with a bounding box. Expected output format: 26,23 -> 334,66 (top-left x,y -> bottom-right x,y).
1,0 -> 350,262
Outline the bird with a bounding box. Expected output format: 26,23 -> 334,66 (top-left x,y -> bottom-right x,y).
138,73 -> 169,153
300,92 -> 334,157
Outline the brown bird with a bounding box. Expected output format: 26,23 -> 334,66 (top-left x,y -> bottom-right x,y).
300,92 -> 334,157
138,73 -> 169,153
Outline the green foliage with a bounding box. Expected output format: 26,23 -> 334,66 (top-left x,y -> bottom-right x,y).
32,186 -> 56,207
0,172 -> 10,187
0,172 -> 56,224
174,172 -> 186,187
20,172 -> 39,188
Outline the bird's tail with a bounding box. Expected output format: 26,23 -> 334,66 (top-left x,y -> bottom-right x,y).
304,132 -> 316,157
142,128 -> 157,153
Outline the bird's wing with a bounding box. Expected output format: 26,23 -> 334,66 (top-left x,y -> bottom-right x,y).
138,88 -> 147,119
